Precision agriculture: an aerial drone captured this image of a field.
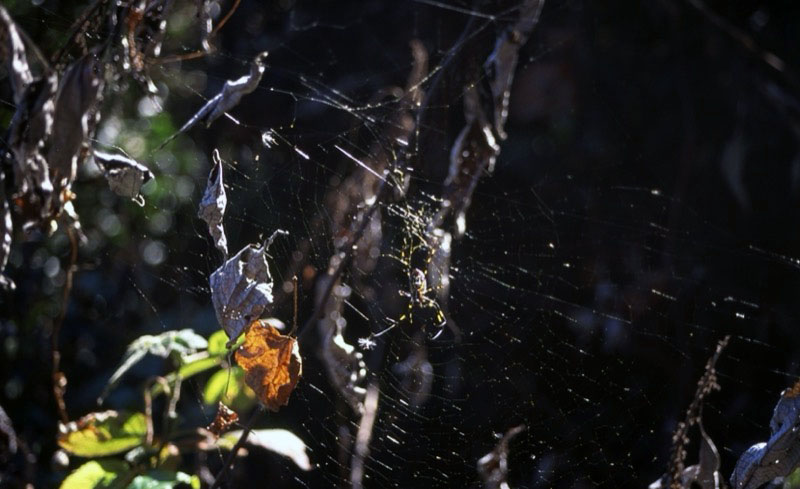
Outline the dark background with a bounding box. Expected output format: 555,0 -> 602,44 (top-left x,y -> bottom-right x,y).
3,0 -> 800,487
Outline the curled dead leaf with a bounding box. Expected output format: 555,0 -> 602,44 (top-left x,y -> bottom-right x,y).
210,242 -> 274,346
198,149 -> 228,257
158,51 -> 268,149
477,424 -> 526,489
209,230 -> 287,346
0,5 -> 36,104
0,171 -> 13,290
93,150 -> 153,205
206,402 -> 239,438
234,320 -> 301,412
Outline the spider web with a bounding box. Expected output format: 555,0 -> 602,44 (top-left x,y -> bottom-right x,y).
3,1 -> 800,488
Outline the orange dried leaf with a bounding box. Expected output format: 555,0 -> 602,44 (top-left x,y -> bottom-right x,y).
234,320 -> 302,411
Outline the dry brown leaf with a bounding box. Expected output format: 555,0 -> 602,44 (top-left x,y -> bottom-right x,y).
234,320 -> 301,412
206,402 -> 239,438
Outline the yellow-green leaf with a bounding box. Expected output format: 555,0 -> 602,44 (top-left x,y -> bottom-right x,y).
59,411 -> 147,457
785,466 -> 800,488
207,330 -> 229,356
177,354 -> 220,378
207,329 -> 244,356
60,460 -> 130,489
203,368 -> 240,405
202,366 -> 256,412
99,329 -> 208,402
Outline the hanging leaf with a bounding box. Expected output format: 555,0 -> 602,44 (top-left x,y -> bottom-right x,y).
219,429 -> 312,471
234,320 -> 302,411
0,5 -> 33,100
198,0 -> 214,52
0,404 -> 17,455
198,149 -> 228,257
0,171 -> 14,290
477,425 -> 526,489
188,50 -> 267,127
93,150 -> 154,205
46,51 -> 104,197
58,411 -> 147,457
206,402 -> 239,438
59,459 -> 130,489
6,73 -> 57,226
126,470 -> 200,489
158,51 -> 268,149
2,6 -> 57,226
210,238 -> 282,346
431,0 -> 543,237
351,382 -> 380,488
730,380 -> 800,489
99,329 -> 207,402
317,276 -> 367,413
480,0 -> 544,141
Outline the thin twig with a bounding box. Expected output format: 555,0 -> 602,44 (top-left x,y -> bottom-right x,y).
210,0 -> 241,38
150,49 -> 210,65
52,226 -> 79,425
143,376 -> 171,446
209,406 -> 263,489
150,0 -> 242,65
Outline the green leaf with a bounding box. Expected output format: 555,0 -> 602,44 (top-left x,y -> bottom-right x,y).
203,366 -> 256,411
207,330 -> 229,356
60,460 -> 130,489
100,329 -> 208,402
177,355 -> 220,378
207,329 -> 244,356
59,411 -> 148,457
126,470 -> 199,489
785,466 -> 800,488
202,368 -> 241,406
